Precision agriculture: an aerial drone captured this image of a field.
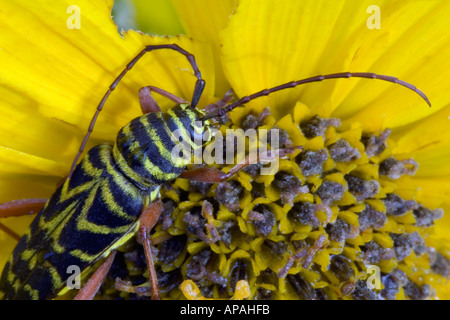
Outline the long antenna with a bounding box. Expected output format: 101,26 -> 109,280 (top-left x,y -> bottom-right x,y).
202,72 -> 431,120
68,44 -> 205,178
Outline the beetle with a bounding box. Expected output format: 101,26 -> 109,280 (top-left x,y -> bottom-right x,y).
0,44 -> 430,300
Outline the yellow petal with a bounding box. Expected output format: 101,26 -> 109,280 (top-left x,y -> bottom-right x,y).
0,0 -> 218,295
391,103 -> 450,176
0,0 -> 216,184
220,0 -> 450,128
172,0 -> 238,96
220,0 -> 381,118
396,176 -> 450,221
339,1 -> 450,130
387,103 -> 450,230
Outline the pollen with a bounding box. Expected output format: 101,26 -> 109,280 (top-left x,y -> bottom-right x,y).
103,105 -> 448,300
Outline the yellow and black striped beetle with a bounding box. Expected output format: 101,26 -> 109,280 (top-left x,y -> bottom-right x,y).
0,44 -> 431,300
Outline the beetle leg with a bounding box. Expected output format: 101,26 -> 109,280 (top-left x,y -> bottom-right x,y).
139,86 -> 191,114
137,200 -> 164,300
0,223 -> 21,241
139,87 -> 161,113
180,146 -> 302,183
179,166 -> 234,183
69,43 -> 206,178
179,148 -> 261,183
0,198 -> 47,218
73,250 -> 117,300
0,198 -> 48,241
0,198 -> 47,240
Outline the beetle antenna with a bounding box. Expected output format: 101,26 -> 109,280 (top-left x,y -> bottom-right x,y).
202,72 -> 431,120
68,44 -> 205,178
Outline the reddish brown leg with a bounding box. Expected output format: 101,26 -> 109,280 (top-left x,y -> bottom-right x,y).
69,44 -> 206,178
0,198 -> 48,241
139,86 -> 190,114
137,200 -> 164,300
139,87 -> 160,113
74,250 -> 117,300
0,223 -> 21,241
179,146 -> 302,183
0,198 -> 47,218
179,150 -> 260,183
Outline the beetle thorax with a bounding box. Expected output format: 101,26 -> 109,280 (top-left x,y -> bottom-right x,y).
112,105 -> 209,188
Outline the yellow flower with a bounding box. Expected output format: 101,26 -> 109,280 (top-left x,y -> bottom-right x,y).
0,0 -> 215,268
1,0 -> 449,299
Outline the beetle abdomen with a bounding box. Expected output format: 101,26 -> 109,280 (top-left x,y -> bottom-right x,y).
0,144 -> 158,299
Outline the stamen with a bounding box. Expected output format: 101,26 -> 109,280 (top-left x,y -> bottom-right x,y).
101,109 -> 447,301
